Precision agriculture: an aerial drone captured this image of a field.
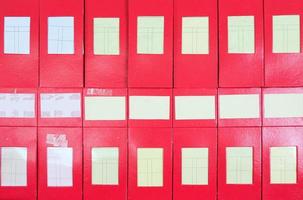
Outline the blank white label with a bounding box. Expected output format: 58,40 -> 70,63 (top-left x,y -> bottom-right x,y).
226,147 -> 253,184
1,147 -> 27,186
137,148 -> 163,187
137,16 -> 164,54
219,94 -> 260,119
41,93 -> 81,118
47,147 -> 73,187
175,96 -> 215,120
129,96 -> 170,120
4,17 -> 30,54
228,16 -> 255,53
264,93 -> 303,118
94,18 -> 120,55
270,147 -> 297,184
0,93 -> 35,118
48,17 -> 74,54
182,148 -> 208,185
182,17 -> 209,54
85,96 -> 126,120
92,147 -> 119,185
273,15 -> 300,53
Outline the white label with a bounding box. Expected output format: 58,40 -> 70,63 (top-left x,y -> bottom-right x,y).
137,148 -> 163,187
94,18 -> 120,55
273,15 -> 300,53
47,147 -> 73,187
40,93 -> 81,118
4,17 -> 30,54
137,16 -> 164,54
270,147 -> 297,184
219,94 -> 260,119
48,17 -> 74,54
175,96 -> 215,120
226,147 -> 253,184
92,147 -> 119,185
264,93 -> 303,118
46,134 -> 68,147
228,16 -> 255,53
0,93 -> 35,118
84,96 -> 126,120
182,17 -> 209,54
129,96 -> 170,120
182,148 -> 208,185
1,147 -> 27,186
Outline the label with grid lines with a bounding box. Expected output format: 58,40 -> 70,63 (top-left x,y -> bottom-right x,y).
137,148 -> 163,187
182,148 -> 208,185
92,147 -> 119,185
228,16 -> 255,54
48,17 -> 74,54
47,147 -> 73,187
94,18 -> 120,55
226,147 -> 253,184
137,16 -> 164,54
1,147 -> 27,186
182,17 -> 209,54
270,147 -> 297,184
4,17 -> 30,54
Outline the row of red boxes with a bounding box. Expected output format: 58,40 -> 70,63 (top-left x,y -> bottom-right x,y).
0,127 -> 302,200
1,87 -> 302,127
1,0 -> 303,88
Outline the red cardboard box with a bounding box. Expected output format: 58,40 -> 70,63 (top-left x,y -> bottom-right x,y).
174,0 -> 218,88
128,89 -> 172,127
264,0 -> 303,86
40,0 -> 84,87
263,127 -> 303,200
0,0 -> 39,87
38,127 -> 82,200
128,0 -> 173,88
38,88 -> 82,127
173,89 -> 217,127
85,0 -> 127,87
218,88 -> 262,127
0,88 -> 37,126
173,128 -> 217,200
83,88 -> 127,127
128,128 -> 172,200
83,128 -> 127,200
0,127 -> 37,200
263,88 -> 303,126
219,0 -> 264,87
218,127 -> 261,200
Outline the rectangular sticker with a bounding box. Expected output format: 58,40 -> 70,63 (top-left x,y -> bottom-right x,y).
40,93 -> 81,118
270,147 -> 297,184
182,17 -> 209,54
264,93 -> 303,118
137,148 -> 163,187
137,16 -> 164,54
94,18 -> 120,55
92,147 -> 119,185
0,93 -> 35,118
226,147 -> 253,184
84,96 -> 126,120
182,148 -> 208,185
228,16 -> 255,54
1,147 -> 27,186
175,96 -> 215,120
129,96 -> 170,120
273,15 -> 300,53
47,147 -> 73,187
48,17 -> 74,54
4,17 -> 30,54
219,94 -> 260,119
